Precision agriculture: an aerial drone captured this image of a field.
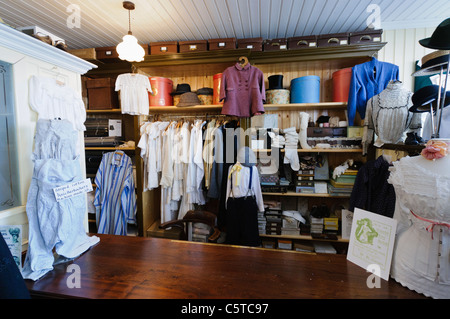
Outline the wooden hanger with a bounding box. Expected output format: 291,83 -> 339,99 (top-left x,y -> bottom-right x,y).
238,56 -> 249,67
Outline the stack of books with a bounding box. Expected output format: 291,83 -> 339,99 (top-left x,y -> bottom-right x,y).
323,217 -> 339,236
281,212 -> 300,236
296,169 -> 315,193
191,223 -> 211,242
328,169 -> 358,196
257,211 -> 266,235
265,207 -> 282,235
310,216 -> 324,235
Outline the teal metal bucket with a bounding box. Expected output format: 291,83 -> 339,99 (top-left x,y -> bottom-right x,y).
290,75 -> 320,103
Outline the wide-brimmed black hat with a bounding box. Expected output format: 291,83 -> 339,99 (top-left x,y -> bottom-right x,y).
409,85 -> 450,113
268,75 -> 284,90
171,83 -> 191,95
419,18 -> 450,50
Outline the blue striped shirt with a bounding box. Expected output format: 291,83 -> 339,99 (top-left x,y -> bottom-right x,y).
94,151 -> 136,235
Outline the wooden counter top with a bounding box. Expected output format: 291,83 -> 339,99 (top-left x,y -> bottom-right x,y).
25,234 -> 424,299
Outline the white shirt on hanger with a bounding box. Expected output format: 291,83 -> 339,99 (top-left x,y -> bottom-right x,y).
115,73 -> 152,116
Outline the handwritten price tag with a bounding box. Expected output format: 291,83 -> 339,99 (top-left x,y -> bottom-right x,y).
53,179 -> 93,202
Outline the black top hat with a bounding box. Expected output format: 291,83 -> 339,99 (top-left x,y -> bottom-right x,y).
171,83 -> 191,95
268,75 -> 284,90
409,85 -> 450,113
419,18 -> 450,50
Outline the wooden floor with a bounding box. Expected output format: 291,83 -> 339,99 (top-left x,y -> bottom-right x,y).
25,234 -> 425,299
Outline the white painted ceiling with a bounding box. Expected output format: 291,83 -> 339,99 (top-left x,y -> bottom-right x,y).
0,0 -> 449,50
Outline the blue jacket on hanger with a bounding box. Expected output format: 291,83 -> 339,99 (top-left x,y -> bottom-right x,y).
347,57 -> 399,126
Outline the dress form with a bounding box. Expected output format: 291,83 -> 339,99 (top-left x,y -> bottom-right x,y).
388,138 -> 450,299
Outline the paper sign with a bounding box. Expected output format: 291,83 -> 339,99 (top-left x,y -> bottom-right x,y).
341,209 -> 353,239
0,225 -> 23,270
347,208 -> 397,281
53,178 -> 93,202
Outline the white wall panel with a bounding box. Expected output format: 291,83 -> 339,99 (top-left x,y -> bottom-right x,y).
378,27 -> 435,91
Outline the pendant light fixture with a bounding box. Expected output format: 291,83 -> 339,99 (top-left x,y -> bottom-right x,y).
116,1 -> 145,62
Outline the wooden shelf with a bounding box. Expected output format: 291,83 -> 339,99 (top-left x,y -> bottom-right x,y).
256,148 -> 362,153
148,102 -> 347,114
260,233 -> 349,243
85,147 -> 135,151
134,43 -> 386,67
262,191 -> 350,198
86,108 -> 121,113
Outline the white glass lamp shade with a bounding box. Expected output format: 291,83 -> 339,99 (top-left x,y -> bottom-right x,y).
116,34 -> 145,62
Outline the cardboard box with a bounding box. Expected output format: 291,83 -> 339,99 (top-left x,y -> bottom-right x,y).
263,38 -> 288,51
237,37 -> 263,51
349,29 -> 383,44
317,33 -> 349,47
179,40 -> 208,53
86,78 -> 118,109
288,35 -> 317,49
149,41 -> 178,54
208,38 -> 236,51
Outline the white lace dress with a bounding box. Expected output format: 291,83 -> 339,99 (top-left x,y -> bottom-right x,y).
362,81 -> 421,154
388,156 -> 450,298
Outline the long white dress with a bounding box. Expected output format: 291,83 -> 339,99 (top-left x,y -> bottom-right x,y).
388,155 -> 450,298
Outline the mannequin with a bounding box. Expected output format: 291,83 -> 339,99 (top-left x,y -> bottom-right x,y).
388,139 -> 450,299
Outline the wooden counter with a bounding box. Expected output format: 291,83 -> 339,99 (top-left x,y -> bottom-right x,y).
25,234 -> 424,299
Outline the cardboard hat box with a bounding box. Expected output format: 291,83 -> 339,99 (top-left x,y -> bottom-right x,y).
149,41 -> 178,55
208,38 -> 236,51
179,40 -> 208,53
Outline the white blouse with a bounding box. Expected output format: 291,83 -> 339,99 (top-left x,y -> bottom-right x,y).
388,156 -> 450,299
115,73 -> 152,116
362,81 -> 421,154
29,75 -> 86,131
226,164 -> 264,212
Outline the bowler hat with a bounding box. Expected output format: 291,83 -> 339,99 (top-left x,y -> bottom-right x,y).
196,87 -> 213,95
409,85 -> 450,113
177,92 -> 200,107
419,18 -> 450,50
268,75 -> 284,90
171,83 -> 191,95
